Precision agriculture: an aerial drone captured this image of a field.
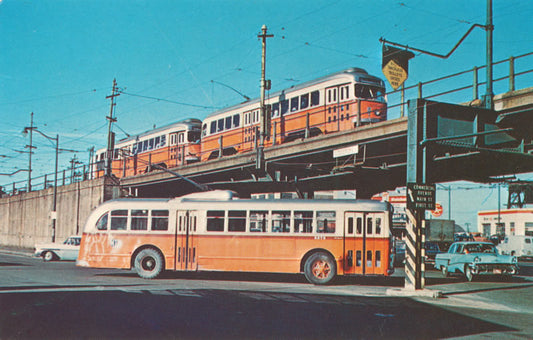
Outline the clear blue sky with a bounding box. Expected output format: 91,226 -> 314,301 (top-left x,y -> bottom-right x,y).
1,0 -> 532,229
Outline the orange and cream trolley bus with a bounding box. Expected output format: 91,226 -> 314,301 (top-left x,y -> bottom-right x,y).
77,190 -> 394,284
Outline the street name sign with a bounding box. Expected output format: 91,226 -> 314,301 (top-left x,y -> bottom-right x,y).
407,183 -> 436,211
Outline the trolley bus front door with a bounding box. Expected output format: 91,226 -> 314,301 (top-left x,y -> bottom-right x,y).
176,210 -> 198,271
344,212 -> 383,275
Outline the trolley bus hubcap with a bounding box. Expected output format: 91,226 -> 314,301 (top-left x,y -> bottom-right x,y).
142,257 -> 155,271
312,260 -> 330,278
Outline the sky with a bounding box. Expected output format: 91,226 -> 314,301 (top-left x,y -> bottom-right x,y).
1,0 -> 533,229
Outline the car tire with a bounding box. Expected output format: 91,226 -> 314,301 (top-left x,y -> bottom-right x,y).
134,248 -> 164,279
304,252 -> 336,285
464,265 -> 474,282
43,251 -> 55,262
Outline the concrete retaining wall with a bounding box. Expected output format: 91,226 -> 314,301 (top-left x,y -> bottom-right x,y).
0,178 -> 106,248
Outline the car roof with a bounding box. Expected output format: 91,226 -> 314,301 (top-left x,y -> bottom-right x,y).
454,241 -> 493,245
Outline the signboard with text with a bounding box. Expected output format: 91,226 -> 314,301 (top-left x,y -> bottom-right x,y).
407,183 -> 436,211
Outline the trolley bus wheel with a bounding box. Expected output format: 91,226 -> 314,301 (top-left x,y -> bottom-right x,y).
134,248 -> 163,279
304,252 -> 336,285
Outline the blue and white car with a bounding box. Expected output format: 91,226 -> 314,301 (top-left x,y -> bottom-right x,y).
34,236 -> 81,261
435,241 -> 518,281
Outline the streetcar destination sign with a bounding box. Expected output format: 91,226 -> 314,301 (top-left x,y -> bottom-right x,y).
407,183 -> 436,211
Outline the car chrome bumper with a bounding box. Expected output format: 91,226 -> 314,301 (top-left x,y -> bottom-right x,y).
470,264 -> 518,275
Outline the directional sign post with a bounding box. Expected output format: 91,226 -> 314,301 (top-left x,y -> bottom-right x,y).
382,45 -> 415,90
407,183 -> 436,211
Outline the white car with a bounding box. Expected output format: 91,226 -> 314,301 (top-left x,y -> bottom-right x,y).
34,236 -> 81,261
498,235 -> 533,260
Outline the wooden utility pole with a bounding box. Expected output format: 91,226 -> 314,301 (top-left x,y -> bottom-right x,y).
257,25 -> 273,169
105,79 -> 119,176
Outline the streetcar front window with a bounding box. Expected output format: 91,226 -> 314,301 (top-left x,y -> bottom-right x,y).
188,131 -> 200,143
355,84 -> 385,102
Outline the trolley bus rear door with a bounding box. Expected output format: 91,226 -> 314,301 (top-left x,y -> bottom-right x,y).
176,210 -> 198,271
344,212 -> 385,275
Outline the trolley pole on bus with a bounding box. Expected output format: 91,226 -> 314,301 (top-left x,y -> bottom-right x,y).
105,79 -> 119,176
257,25 -> 273,170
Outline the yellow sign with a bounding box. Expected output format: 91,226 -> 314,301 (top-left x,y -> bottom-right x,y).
382,59 -> 408,90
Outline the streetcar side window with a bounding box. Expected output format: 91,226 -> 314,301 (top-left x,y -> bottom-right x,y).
207,210 -> 225,232
300,93 -> 309,110
96,213 -> 108,231
233,114 -> 240,128
110,210 -> 128,231
272,103 -> 280,117
217,119 -> 224,132
280,99 -> 289,115
225,116 -> 232,130
294,211 -> 313,233
151,210 -> 169,231
290,97 -> 299,112
210,121 -> 216,134
311,90 -> 320,106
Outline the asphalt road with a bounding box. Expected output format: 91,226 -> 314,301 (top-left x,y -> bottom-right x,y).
1,252 -> 532,339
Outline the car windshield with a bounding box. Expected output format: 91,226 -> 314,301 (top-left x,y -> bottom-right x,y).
463,243 -> 495,254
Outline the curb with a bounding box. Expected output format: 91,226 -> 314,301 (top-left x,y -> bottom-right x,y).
0,249 -> 34,258
386,288 -> 443,298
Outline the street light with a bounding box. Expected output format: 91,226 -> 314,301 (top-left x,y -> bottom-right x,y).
22,126 -> 59,243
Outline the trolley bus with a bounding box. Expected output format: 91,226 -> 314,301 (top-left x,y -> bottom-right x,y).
77,190 -> 394,284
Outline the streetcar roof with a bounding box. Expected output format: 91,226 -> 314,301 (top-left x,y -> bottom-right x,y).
116,118 -> 201,144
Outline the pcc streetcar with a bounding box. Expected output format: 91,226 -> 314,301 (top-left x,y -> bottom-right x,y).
92,118 -> 201,178
91,67 -> 387,178
77,190 -> 395,285
201,67 -> 386,160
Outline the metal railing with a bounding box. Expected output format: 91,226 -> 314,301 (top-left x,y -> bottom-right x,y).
386,51 -> 533,119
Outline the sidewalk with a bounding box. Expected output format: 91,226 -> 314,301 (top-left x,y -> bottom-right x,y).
0,246 -> 34,257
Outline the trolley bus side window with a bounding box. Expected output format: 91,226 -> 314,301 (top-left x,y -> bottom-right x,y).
96,213 -> 109,231
317,211 -> 336,233
131,210 -> 148,231
272,211 -> 290,233
151,210 -> 169,231
228,211 -> 246,232
207,210 -> 225,232
294,211 -> 313,233
250,211 -> 268,232
110,210 -> 128,231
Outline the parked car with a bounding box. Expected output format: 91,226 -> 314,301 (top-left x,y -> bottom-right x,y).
394,239 -> 406,267
424,241 -> 442,264
498,235 -> 533,260
34,236 -> 81,261
435,241 -> 518,281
